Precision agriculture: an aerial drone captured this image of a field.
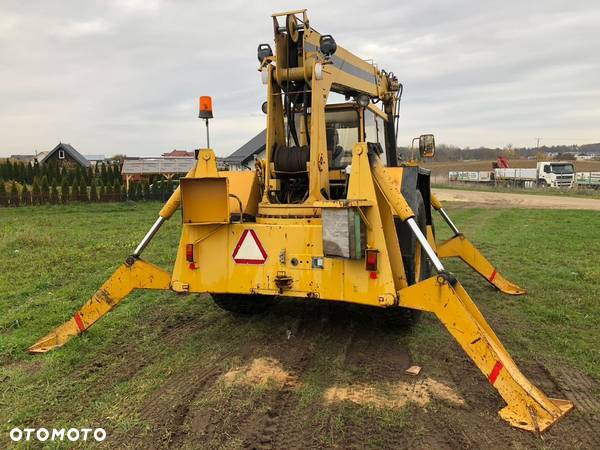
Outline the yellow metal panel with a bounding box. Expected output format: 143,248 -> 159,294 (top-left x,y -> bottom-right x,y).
181,177 -> 230,224
171,222 -> 396,307
221,171 -> 260,216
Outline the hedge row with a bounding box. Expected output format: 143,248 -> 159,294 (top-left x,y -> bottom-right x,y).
0,177 -> 175,207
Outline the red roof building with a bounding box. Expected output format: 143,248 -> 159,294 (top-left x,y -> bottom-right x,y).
161,150 -> 195,158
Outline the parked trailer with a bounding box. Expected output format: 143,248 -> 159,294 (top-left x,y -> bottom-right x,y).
576,172 -> 600,189
448,171 -> 492,183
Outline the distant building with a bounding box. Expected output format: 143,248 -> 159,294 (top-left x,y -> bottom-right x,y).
223,130 -> 266,171
9,154 -> 36,164
575,153 -> 596,161
84,154 -> 108,166
162,149 -> 195,158
121,157 -> 196,190
39,143 -> 90,168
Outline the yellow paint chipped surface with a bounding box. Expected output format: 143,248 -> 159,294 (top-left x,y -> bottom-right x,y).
324,378 -> 464,409
222,357 -> 298,388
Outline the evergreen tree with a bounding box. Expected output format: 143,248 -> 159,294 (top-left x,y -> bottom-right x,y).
60,177 -> 69,204
10,181 -> 19,207
127,181 -> 135,201
71,177 -> 79,202
0,179 -> 6,207
97,179 -> 105,201
79,176 -> 88,201
22,184 -> 31,206
86,166 -> 93,185
33,160 -> 40,178
142,181 -> 150,201
160,179 -> 168,201
5,161 -> 13,180
90,179 -> 98,202
149,180 -> 157,200
50,180 -> 59,204
111,164 -> 119,184
112,179 -> 121,202
25,163 -> 33,184
98,163 -> 106,185
40,175 -> 50,204
32,177 -> 41,205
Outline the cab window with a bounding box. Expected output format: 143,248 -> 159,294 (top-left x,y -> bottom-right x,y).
325,109 -> 360,170
364,109 -> 387,158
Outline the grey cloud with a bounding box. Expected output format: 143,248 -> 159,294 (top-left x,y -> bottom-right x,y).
1,0 -> 599,157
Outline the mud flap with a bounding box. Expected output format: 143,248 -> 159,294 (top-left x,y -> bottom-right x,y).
436,234 -> 525,295
398,276 -> 573,432
29,259 -> 172,353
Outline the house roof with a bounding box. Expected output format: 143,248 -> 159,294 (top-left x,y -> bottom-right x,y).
162,150 -> 195,157
40,143 -> 90,167
121,158 -> 196,175
84,154 -> 107,161
224,129 -> 266,166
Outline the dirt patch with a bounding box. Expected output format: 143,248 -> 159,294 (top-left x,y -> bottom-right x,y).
433,188 -> 600,210
222,357 -> 299,389
324,377 -> 464,410
98,301 -> 600,450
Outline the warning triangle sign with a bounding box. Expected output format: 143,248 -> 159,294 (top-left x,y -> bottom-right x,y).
232,229 -> 268,264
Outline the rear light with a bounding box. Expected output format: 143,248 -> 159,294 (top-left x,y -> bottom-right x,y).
186,244 -> 194,262
365,249 -> 378,272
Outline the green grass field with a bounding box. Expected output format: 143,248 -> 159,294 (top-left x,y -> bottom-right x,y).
1,203 -> 599,448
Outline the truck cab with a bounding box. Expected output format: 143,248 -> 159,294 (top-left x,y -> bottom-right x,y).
537,162 -> 575,188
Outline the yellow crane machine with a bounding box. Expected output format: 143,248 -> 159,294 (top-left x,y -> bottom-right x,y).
30,10 -> 572,433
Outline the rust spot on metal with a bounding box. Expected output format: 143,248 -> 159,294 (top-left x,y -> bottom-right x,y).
96,288 -> 114,306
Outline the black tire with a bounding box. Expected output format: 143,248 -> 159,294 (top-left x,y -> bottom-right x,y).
211,293 -> 275,315
388,190 -> 432,326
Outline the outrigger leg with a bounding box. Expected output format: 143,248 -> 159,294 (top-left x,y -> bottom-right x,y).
430,193 -> 525,295
399,275 -> 572,432
29,185 -> 185,354
371,158 -> 572,432
28,259 -> 171,353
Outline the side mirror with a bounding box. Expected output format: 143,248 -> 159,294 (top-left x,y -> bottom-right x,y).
419,134 -> 435,158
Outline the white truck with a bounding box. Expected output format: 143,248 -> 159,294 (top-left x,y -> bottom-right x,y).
449,161 -> 576,189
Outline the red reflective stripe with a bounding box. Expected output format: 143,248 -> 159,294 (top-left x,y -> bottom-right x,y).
488,360 -> 503,384
488,269 -> 497,283
73,313 -> 86,332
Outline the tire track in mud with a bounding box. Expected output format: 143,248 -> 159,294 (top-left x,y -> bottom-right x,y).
146,353 -> 235,449
239,307 -> 329,450
75,310 -> 220,401
547,366 -> 600,449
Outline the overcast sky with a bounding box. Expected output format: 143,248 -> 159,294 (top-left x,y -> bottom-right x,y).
1,0 -> 599,157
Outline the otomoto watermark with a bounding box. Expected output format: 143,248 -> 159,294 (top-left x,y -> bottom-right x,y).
9,427 -> 106,443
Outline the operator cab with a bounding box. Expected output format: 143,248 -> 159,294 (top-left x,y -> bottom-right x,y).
325,104 -> 388,170
280,102 -> 390,201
